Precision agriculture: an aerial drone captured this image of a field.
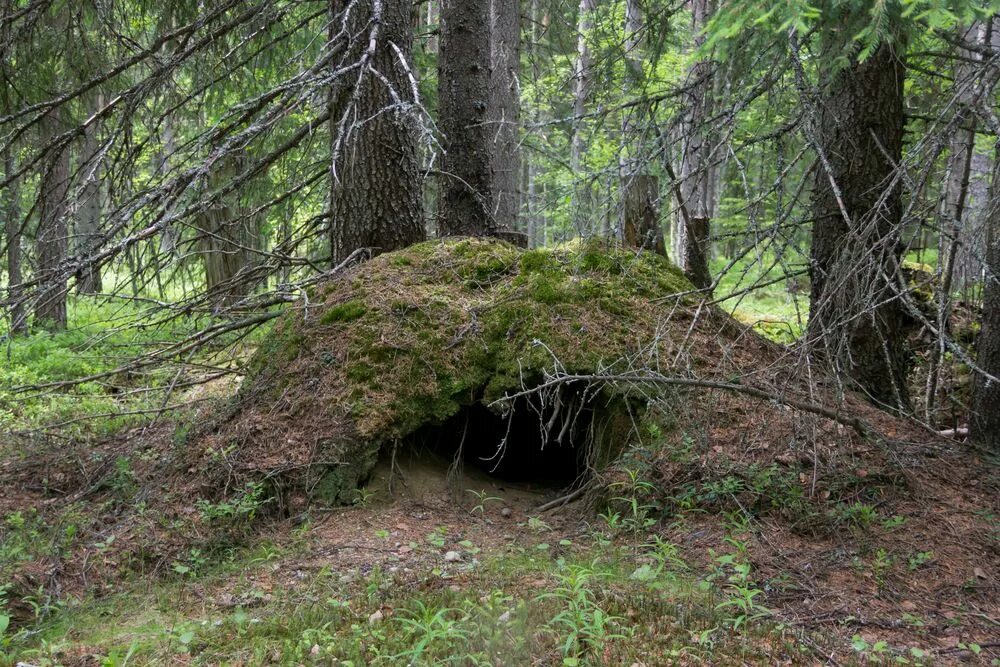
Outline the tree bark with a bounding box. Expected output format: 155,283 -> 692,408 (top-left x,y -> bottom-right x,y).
3,146 -> 25,335
971,142 -> 1000,450
569,0 -> 595,235
490,0 -> 520,233
622,174 -> 665,256
35,113 -> 71,330
925,22 -> 989,420
198,152 -> 262,308
808,39 -> 910,410
674,0 -> 714,291
619,0 -> 663,257
437,0 -> 497,237
329,0 -> 426,262
76,93 -> 104,294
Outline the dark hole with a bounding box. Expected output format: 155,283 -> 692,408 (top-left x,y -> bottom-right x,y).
405,400 -> 590,487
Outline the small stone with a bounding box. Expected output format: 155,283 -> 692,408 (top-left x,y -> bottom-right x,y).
444,550 -> 462,562
498,610 -> 511,624
368,609 -> 384,624
310,644 -> 321,656
339,574 -> 355,584
901,600 -> 917,611
501,507 -> 513,518
449,584 -> 461,592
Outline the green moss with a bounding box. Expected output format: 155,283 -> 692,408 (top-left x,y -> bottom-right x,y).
321,300 -> 367,325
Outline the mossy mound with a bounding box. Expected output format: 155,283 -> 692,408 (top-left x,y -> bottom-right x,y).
214,237 -> 719,504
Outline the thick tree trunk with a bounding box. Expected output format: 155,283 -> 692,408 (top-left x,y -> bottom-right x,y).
808,41 -> 910,410
329,0 -> 425,262
569,0 -> 595,234
35,114 -> 70,330
3,147 -> 25,335
674,0 -> 714,291
76,94 -> 103,294
490,0 -> 520,233
972,143 -> 1000,451
437,0 -> 496,237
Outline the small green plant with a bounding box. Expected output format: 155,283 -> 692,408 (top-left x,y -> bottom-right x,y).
195,481 -> 269,526
391,600 -> 469,663
352,487 -> 374,507
872,548 -> 894,588
907,551 -> 933,571
538,562 -> 625,661
835,502 -> 879,530
466,489 -> 501,515
608,468 -> 659,533
713,546 -> 772,630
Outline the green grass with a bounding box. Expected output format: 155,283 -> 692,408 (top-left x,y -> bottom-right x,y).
2,527 -> 814,666
712,253 -> 808,343
0,295 -> 270,436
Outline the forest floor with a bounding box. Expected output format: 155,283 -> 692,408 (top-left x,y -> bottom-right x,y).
1,414 -> 997,666
1,243 -> 997,666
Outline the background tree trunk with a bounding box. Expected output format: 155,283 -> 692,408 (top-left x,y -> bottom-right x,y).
329,0 -> 425,262
76,93 -> 104,294
4,146 -> 25,335
437,0 -> 497,237
490,0 -> 521,233
622,174 -> 665,255
569,0 -> 595,235
674,0 -> 714,291
198,153 -> 262,308
808,40 -> 910,410
971,142 -> 1000,450
925,22 -> 990,421
35,114 -> 71,330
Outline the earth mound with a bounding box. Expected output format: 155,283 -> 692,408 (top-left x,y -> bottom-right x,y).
206,237 -> 768,505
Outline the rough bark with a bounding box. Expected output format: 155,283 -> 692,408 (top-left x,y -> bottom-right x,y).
329,0 -> 426,262
490,0 -> 520,233
569,0 -> 595,234
3,147 -> 25,335
197,153 -> 262,308
808,40 -> 910,410
622,174 -> 665,256
972,144 -> 1000,451
35,114 -> 71,330
76,94 -> 103,294
437,0 -> 496,237
925,22 -> 989,420
674,0 -> 714,291
619,0 -> 664,256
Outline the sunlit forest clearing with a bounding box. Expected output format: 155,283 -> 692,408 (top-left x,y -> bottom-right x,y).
1,1 -> 999,665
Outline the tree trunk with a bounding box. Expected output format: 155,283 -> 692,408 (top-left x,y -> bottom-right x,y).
622,174 -> 665,255
569,0 -> 595,235
329,0 -> 425,262
76,93 -> 104,294
925,22 -> 989,421
808,40 -> 910,410
972,142 -> 1000,450
198,153 -> 262,308
618,0 -> 663,255
437,0 -> 496,237
674,0 -> 714,291
490,0 -> 520,233
3,147 -> 25,335
35,114 -> 70,330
